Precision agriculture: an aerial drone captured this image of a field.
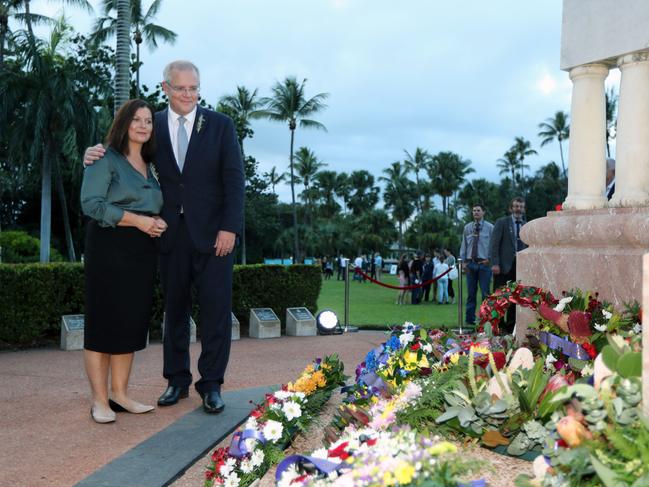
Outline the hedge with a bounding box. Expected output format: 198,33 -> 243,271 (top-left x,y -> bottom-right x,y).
0,263 -> 321,347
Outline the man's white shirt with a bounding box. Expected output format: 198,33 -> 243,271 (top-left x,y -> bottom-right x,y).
167,105 -> 197,169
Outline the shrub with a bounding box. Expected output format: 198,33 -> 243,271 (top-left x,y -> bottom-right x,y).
0,263 -> 321,347
0,230 -> 64,263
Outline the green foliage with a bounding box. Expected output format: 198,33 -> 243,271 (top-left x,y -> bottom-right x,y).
0,230 -> 63,263
0,263 -> 321,346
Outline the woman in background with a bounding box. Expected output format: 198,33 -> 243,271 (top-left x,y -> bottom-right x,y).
81,99 -> 167,423
396,253 -> 410,305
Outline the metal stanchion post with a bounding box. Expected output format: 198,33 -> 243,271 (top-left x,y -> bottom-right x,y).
344,263 -> 350,331
456,259 -> 464,334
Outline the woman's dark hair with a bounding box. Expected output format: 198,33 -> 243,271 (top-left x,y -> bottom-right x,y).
105,99 -> 156,163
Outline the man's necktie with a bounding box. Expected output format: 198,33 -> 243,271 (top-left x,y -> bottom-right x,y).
177,116 -> 188,171
515,220 -> 523,251
471,222 -> 480,260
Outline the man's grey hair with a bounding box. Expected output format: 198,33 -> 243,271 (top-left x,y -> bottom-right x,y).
163,60 -> 200,84
606,158 -> 615,172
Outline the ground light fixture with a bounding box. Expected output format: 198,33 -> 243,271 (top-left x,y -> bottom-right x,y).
316,309 -> 343,335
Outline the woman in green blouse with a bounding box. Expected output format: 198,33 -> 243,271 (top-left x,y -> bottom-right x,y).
81,99 -> 167,424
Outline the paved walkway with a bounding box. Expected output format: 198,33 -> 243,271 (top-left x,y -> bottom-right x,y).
0,331 -> 385,487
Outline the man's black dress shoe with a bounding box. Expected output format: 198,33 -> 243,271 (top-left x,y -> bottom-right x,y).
157,386 -> 189,406
202,390 -> 225,414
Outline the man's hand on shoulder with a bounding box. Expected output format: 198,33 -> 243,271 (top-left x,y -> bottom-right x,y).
83,144 -> 106,166
214,231 -> 236,257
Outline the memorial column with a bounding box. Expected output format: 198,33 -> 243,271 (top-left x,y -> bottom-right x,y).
562,64 -> 608,210
610,52 -> 649,207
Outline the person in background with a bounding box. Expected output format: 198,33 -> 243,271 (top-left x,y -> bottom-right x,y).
410,251 -> 424,304
434,256 -> 450,304
81,99 -> 166,423
459,203 -> 494,326
489,196 -> 527,334
421,253 -> 434,302
374,252 -> 383,281
353,254 -> 364,282
431,250 -> 442,303
396,253 -> 409,305
324,256 -> 333,280
443,248 -> 456,304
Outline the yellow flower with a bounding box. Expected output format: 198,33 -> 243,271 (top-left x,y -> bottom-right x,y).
429,441 -> 457,455
305,364 -> 314,373
402,350 -> 429,370
312,370 -> 326,387
382,471 -> 395,485
394,461 -> 415,484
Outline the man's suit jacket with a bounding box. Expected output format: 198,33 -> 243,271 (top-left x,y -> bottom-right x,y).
153,106 -> 245,254
489,216 -> 527,274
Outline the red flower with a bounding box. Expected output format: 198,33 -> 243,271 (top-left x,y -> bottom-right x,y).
265,393 -> 277,405
568,311 -> 592,337
557,439 -> 568,448
410,342 -> 421,351
292,474 -> 310,484
581,342 -> 597,359
366,438 -> 377,446
419,367 -> 432,376
492,352 -> 506,370
205,470 -> 215,480
328,441 -> 350,460
555,203 -> 563,212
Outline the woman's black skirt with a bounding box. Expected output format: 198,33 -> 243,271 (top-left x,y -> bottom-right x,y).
84,220 -> 157,354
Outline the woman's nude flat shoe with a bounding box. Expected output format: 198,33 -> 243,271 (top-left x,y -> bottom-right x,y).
109,398 -> 155,414
90,406 -> 116,424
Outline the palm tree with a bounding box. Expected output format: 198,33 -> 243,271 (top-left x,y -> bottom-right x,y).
266,166 -> 284,196
92,0 -> 177,97
347,170 -> 379,216
497,149 -> 519,188
114,0 -> 130,111
538,111 -> 569,178
255,77 -> 329,260
314,170 -> 340,218
335,172 -> 351,214
428,151 -> 474,215
218,85 -> 261,265
0,1 -> 54,66
605,87 -> 617,158
403,147 -> 431,214
380,161 -> 416,249
3,19 -> 98,262
510,136 -> 537,185
294,147 -> 326,225
219,86 -> 261,154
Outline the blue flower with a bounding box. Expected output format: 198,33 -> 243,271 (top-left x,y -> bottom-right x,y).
385,335 -> 401,352
365,351 -> 378,372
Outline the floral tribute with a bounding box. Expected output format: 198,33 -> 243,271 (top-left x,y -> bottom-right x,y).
275,286 -> 643,486
204,354 -> 346,487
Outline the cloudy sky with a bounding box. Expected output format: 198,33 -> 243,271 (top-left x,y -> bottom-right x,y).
31,0 -> 619,202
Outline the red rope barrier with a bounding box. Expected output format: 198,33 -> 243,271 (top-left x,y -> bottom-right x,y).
353,266 -> 453,290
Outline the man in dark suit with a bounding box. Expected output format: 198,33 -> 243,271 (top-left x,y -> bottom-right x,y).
605,158 -> 615,200
84,60 -> 245,413
489,196 -> 527,334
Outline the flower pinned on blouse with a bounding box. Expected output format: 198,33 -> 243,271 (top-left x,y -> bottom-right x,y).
150,163 -> 160,183
196,113 -> 206,133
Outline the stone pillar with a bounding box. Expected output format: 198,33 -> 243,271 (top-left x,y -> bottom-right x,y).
610,52 -> 649,207
643,253 -> 649,417
563,64 -> 608,210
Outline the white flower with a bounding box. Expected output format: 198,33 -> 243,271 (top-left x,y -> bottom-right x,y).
277,465 -> 300,487
273,390 -> 293,401
223,473 -> 240,487
594,323 -> 608,332
399,332 -> 414,346
553,296 -> 573,312
311,448 -> 329,459
244,417 -> 258,430
422,343 -> 433,354
602,309 -> 613,320
545,354 -> 557,369
219,458 -> 237,477
239,459 -> 253,474
282,401 -> 302,421
293,391 -> 306,400
250,449 -> 264,467
263,419 -> 284,442
243,438 -> 258,452
269,402 -> 281,411
633,323 -> 642,334
580,363 -> 594,377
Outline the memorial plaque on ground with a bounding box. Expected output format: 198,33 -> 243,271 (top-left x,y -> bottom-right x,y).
231,312 -> 240,341
249,308 -> 281,339
286,307 -> 316,336
61,314 -> 84,351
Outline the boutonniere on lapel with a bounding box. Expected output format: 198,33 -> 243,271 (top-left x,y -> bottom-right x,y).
150,163 -> 160,183
196,114 -> 206,134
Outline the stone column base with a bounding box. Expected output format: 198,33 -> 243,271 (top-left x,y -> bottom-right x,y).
515,207 -> 649,343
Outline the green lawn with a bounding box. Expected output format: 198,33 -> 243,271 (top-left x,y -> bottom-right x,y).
317,275 -> 473,330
